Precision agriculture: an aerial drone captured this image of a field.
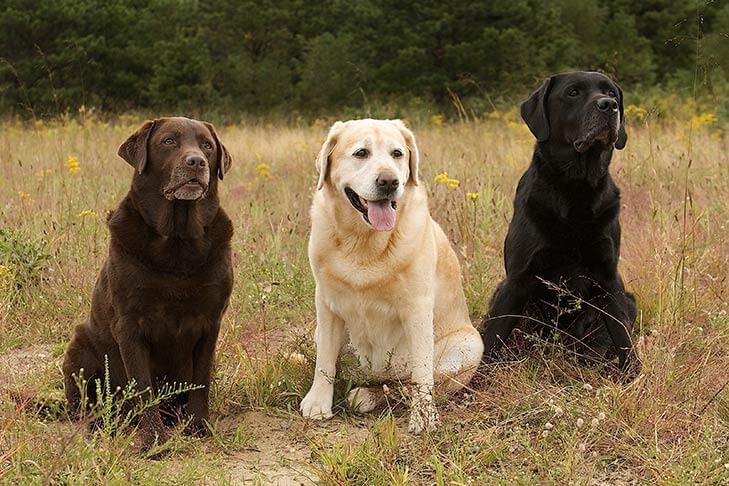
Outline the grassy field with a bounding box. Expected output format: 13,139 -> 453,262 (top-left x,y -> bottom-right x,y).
0,112 -> 728,484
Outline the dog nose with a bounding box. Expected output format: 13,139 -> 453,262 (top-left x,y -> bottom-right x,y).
185,155 -> 207,169
376,174 -> 399,191
597,97 -> 618,112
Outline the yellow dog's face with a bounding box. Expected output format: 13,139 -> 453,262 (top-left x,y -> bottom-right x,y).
315,119 -> 420,232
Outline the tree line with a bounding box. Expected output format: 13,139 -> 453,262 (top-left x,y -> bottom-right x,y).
0,0 -> 727,119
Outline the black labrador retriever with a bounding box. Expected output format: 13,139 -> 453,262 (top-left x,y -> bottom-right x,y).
481,71 -> 639,377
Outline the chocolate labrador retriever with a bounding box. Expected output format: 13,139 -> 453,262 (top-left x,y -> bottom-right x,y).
481,71 -> 639,377
63,117 -> 233,449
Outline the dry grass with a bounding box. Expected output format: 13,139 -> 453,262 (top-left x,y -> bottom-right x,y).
0,115 -> 728,484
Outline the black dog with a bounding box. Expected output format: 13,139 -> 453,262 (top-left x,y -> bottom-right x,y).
481,71 -> 639,376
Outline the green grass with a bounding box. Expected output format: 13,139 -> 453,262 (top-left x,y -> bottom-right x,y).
0,113 -> 728,484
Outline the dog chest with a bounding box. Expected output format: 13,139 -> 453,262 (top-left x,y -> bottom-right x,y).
326,291 -> 410,376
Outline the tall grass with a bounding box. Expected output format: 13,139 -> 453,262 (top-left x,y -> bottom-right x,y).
0,112 -> 727,483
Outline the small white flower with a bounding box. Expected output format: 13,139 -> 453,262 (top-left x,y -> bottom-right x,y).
542,430 -> 549,438
545,422 -> 554,430
576,418 -> 584,428
582,383 -> 594,391
724,463 -> 729,470
598,412 -> 606,421
578,443 -> 586,452
591,418 -> 599,427
554,406 -> 564,416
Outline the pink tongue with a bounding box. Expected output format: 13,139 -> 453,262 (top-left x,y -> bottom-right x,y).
367,200 -> 396,231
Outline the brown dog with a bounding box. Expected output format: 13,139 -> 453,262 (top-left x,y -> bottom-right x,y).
62,117 -> 234,450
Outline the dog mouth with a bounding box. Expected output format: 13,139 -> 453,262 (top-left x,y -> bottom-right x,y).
573,124 -> 619,153
344,187 -> 398,232
573,110 -> 621,153
165,178 -> 208,200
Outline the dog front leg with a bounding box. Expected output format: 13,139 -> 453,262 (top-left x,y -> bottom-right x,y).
403,305 -> 439,434
601,289 -> 641,380
186,323 -> 221,436
300,293 -> 345,420
481,279 -> 531,359
113,322 -> 167,450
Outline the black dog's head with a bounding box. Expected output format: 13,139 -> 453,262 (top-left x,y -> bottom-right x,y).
521,71 -> 627,154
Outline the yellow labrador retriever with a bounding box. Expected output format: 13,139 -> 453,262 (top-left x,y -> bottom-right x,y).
300,119 -> 483,433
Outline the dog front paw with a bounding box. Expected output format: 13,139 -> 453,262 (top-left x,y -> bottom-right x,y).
408,384 -> 440,434
184,419 -> 211,437
300,387 -> 334,420
131,424 -> 169,453
347,386 -> 385,414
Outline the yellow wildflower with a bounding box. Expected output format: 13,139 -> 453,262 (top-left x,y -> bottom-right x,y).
624,104 -> 647,122
312,118 -> 325,129
434,171 -> 460,189
78,209 -> 98,219
66,155 -> 80,174
17,191 -> 31,200
487,110 -> 501,120
0,264 -> 15,296
430,114 -> 445,127
256,163 -> 272,179
466,192 -> 480,201
689,112 -> 716,129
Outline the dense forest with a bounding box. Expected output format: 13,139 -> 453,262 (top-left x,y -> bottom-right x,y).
0,0 -> 727,119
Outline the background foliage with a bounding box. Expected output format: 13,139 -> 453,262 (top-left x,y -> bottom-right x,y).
1,0 -> 728,120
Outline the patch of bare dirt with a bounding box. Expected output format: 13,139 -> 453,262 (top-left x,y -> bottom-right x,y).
217,411 -> 369,485
0,344 -> 56,388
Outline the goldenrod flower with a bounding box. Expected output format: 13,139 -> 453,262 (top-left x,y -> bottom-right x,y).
78,209 -> 98,219
430,114 -> 445,127
66,155 -> 80,174
434,171 -> 460,189
466,192 -> 479,201
624,104 -> 647,122
689,112 -> 716,129
0,264 -> 15,296
256,163 -> 272,179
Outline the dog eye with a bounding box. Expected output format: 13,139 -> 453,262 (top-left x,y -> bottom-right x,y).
392,149 -> 403,158
202,141 -> 213,150
568,88 -> 579,97
607,90 -> 616,98
163,137 -> 175,145
353,148 -> 369,158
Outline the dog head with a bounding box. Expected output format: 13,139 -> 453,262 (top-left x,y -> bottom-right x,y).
315,119 -> 419,232
118,117 -> 232,202
521,71 -> 627,153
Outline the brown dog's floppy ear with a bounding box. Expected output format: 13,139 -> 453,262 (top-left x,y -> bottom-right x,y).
392,119 -> 420,185
118,120 -> 156,174
615,84 -> 628,150
520,77 -> 554,142
316,121 -> 344,190
204,122 -> 232,180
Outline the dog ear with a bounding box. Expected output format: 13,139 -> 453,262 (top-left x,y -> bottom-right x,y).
316,121 -> 344,190
615,83 -> 628,150
391,119 -> 420,185
118,120 -> 156,174
520,77 -> 554,142
204,122 -> 233,180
